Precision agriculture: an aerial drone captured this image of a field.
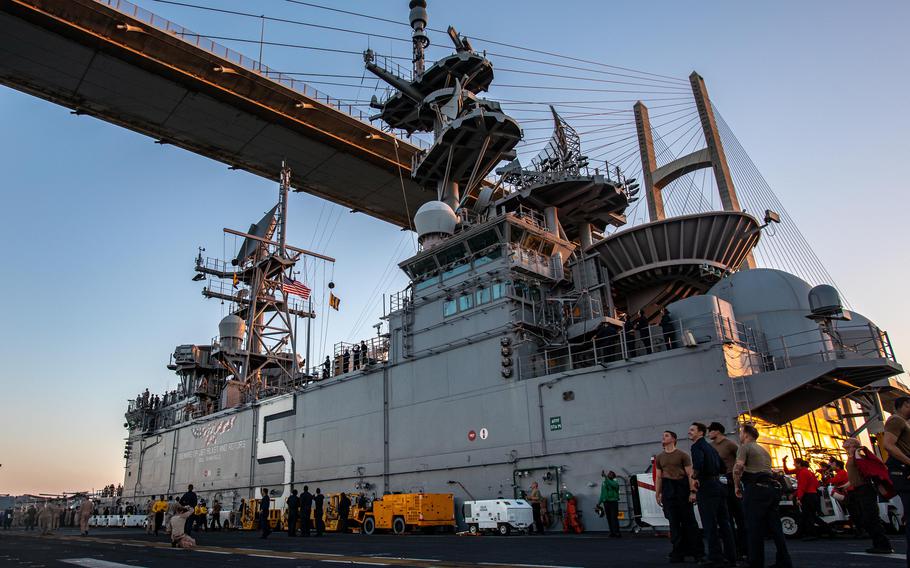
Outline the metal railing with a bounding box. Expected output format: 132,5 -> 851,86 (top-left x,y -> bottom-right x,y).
514,205 -> 547,231
517,317 -> 733,381
508,243 -> 555,279
389,286 -> 412,313
332,336 -> 391,374
764,322 -> 896,370
96,0 -> 430,150
202,279 -> 309,314
517,314 -> 898,382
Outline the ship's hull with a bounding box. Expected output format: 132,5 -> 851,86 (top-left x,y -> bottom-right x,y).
125,340 -> 739,532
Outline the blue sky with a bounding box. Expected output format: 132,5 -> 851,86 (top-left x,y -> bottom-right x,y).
1,0 -> 908,494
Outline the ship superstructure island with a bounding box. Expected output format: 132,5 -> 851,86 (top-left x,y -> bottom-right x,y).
92,0 -> 906,529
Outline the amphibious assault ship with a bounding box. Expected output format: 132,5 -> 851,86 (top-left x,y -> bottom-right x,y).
118,1 -> 904,529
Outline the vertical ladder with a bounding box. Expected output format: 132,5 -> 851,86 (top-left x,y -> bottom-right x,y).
401,292 -> 415,359
729,346 -> 757,424
731,374 -> 754,424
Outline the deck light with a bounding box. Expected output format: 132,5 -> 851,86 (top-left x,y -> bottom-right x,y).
116,23 -> 145,33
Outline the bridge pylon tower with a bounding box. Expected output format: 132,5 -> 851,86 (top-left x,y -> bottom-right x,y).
634,72 -> 755,268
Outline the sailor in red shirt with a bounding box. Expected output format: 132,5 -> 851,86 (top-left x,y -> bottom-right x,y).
829,460 -> 849,494
783,456 -> 826,539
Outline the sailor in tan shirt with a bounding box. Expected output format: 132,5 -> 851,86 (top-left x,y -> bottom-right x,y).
654,430 -> 703,562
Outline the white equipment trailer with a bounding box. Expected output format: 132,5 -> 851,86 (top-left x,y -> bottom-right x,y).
462,499 -> 534,535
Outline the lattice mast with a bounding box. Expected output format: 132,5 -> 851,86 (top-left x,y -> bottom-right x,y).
193,163 -> 334,401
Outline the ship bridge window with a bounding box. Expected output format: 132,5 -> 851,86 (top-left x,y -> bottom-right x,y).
443,262 -> 470,280
513,281 -> 528,299
476,287 -> 491,305
407,257 -> 438,281
474,247 -> 502,269
458,293 -> 474,311
436,242 -> 468,267
467,229 -> 500,252
415,277 -> 437,292
443,299 -> 457,317
524,234 -> 544,253
492,282 -> 508,300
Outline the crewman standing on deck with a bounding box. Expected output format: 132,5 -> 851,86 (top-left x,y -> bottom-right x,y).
259,488 -> 271,539
654,431 -> 703,563
287,489 -> 299,537
78,498 -> 93,536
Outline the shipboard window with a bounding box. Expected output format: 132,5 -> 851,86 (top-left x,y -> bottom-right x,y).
443,299 -> 457,317
468,228 -> 499,250
459,294 -> 474,311
492,282 -> 507,300
442,262 -> 470,280
437,242 -> 467,266
476,287 -> 491,305
415,277 -> 437,292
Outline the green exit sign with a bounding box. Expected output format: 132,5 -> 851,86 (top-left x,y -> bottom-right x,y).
549,416 -> 562,431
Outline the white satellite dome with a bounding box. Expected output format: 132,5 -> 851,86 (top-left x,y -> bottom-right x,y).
413,200 -> 457,249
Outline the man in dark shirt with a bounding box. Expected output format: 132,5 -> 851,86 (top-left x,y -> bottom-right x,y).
338,492 -> 351,533
178,484 -> 198,536
689,422 -> 736,567
631,310 -> 650,356
300,486 -> 313,537
259,488 -> 271,539
286,489 -> 300,537
314,488 -> 325,536
707,422 -> 746,558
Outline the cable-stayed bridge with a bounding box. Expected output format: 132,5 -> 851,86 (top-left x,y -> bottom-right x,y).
0,0 -> 842,294
0,0 -> 432,228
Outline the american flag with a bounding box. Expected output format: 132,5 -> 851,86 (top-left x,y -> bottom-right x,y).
283,277 -> 311,300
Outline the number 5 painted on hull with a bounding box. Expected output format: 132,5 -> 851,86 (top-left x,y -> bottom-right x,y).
256,395 -> 295,507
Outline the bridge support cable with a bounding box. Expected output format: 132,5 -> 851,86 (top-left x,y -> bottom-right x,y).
713,107 -> 850,304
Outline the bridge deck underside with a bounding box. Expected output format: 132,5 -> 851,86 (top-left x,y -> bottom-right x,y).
0,0 -> 433,228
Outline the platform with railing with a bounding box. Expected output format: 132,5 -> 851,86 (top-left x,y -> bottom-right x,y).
516,314 -> 898,382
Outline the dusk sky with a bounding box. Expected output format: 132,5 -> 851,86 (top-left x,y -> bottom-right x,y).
1,0 -> 908,495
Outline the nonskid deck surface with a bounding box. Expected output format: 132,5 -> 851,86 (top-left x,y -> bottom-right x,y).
1,528 -> 905,568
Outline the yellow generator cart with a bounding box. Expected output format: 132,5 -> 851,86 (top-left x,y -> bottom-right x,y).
240,499 -> 284,531
361,493 -> 455,535
320,492 -> 364,532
